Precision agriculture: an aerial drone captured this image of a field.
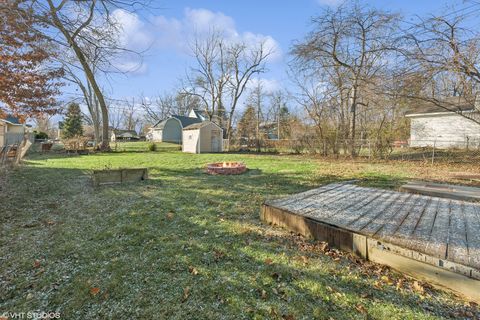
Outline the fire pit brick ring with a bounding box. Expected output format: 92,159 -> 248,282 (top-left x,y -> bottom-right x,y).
206,162 -> 247,175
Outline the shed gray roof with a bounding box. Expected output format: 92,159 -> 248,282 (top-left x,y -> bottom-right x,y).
405,97 -> 477,116
183,121 -> 221,130
153,115 -> 202,129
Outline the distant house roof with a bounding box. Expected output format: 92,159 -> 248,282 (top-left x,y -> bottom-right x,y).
183,121 -> 222,131
0,115 -> 23,125
405,97 -> 478,116
153,115 -> 203,129
113,129 -> 138,136
192,109 -> 207,120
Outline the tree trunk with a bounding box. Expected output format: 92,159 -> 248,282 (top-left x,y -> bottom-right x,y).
47,0 -> 110,151
349,86 -> 358,157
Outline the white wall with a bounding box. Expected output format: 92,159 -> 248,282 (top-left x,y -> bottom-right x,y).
182,129 -> 200,153
199,123 -> 222,153
410,113 -> 480,148
150,128 -> 163,142
0,123 -> 5,147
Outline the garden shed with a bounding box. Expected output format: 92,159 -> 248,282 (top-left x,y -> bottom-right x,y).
182,121 -> 223,154
149,115 -> 202,144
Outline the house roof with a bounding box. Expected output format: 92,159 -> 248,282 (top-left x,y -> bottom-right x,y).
405,97 -> 477,116
153,115 -> 203,129
0,115 -> 23,125
114,129 -> 138,136
192,109 -> 207,119
183,121 -> 221,131
173,115 -> 203,127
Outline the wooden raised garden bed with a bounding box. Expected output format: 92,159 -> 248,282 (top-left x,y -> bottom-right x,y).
92,168 -> 148,186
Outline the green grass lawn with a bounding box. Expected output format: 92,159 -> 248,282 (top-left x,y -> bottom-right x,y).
1,142 -> 479,319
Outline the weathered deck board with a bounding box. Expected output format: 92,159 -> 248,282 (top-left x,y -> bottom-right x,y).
261,182 -> 480,302
263,183 -> 480,270
447,202 -> 469,266
424,199 -> 451,260
464,203 -> 480,270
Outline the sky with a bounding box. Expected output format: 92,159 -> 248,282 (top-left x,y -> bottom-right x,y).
66,0 -> 471,105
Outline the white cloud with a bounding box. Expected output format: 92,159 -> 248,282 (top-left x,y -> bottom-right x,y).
112,9 -> 154,49
107,8 -> 282,75
110,9 -> 154,75
152,8 -> 282,61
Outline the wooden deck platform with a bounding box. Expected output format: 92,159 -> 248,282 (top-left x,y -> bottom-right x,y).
400,181 -> 480,202
261,182 -> 480,302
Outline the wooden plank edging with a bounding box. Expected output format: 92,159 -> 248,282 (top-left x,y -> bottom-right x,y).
260,203 -> 480,303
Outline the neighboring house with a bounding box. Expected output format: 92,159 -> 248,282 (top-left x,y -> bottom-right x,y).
187,108 -> 207,121
182,121 -> 223,153
406,97 -> 480,148
149,114 -> 203,144
110,129 -> 139,142
0,116 -> 27,147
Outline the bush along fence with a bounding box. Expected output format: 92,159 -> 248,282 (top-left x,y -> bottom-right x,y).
224,137 -> 480,163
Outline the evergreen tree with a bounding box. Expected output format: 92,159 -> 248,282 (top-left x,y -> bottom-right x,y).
62,103 -> 84,139
279,105 -> 291,139
237,105 -> 257,146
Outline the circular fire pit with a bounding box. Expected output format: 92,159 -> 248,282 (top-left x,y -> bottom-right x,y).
206,162 -> 247,175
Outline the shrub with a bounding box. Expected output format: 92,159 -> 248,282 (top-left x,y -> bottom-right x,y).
147,142 -> 157,152
34,131 -> 48,140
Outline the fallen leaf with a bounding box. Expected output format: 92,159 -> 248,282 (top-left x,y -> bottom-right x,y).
412,281 -> 424,294
188,266 -> 199,275
182,287 -> 190,302
318,242 -> 328,252
260,289 -> 267,300
213,249 -> 225,261
396,279 -> 404,291
166,212 -> 174,219
264,258 -> 273,265
355,304 -> 368,314
33,259 -> 41,268
381,275 -> 393,285
90,287 -> 100,296
282,314 -> 295,320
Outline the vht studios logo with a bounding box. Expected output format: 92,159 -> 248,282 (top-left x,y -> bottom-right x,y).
1,311 -> 61,319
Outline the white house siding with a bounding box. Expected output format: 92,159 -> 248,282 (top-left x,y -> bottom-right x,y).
182,129 -> 200,153
0,123 -> 5,147
150,128 -> 163,142
2,122 -> 25,146
409,113 -> 480,148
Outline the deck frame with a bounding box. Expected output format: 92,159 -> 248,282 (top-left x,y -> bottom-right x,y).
261,185 -> 480,303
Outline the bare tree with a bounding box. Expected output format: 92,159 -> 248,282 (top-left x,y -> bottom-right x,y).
122,98 -> 141,131
292,1 -> 400,156
224,42 -> 271,143
183,31 -> 272,147
23,0 -> 148,150
182,32 -> 229,123
401,10 -> 480,125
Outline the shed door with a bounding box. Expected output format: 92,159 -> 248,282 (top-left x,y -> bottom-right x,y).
211,130 -> 221,152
